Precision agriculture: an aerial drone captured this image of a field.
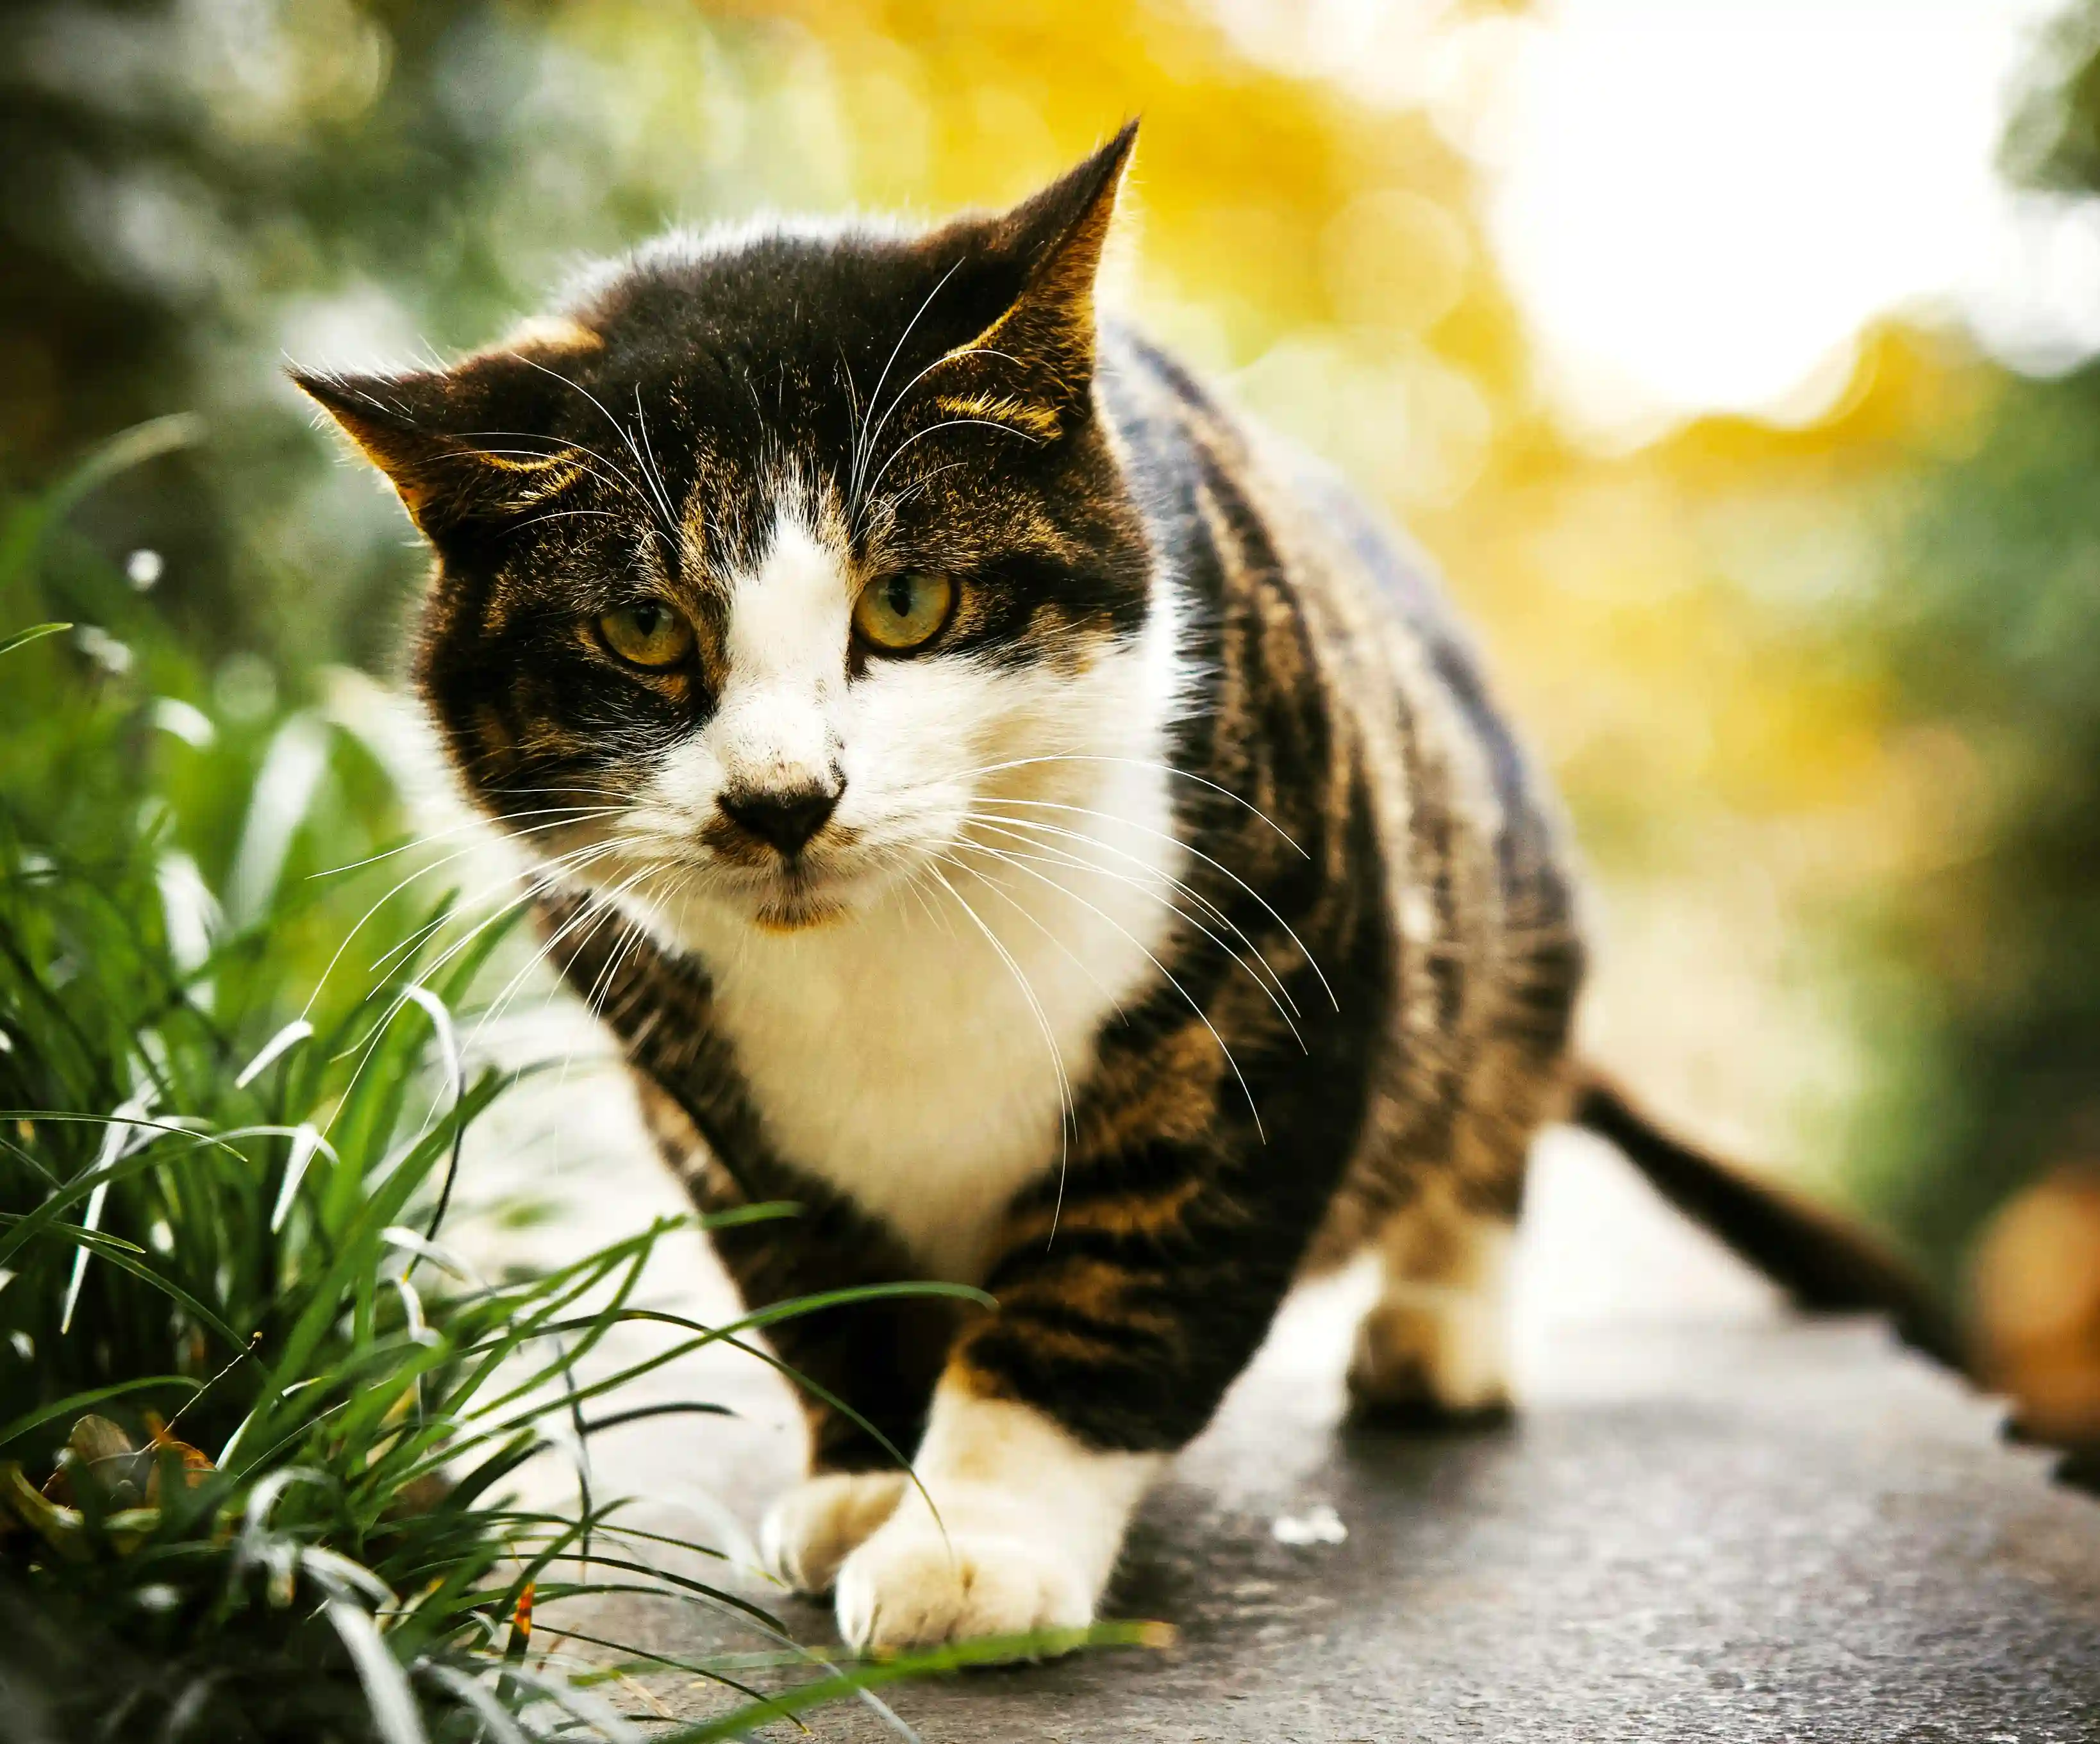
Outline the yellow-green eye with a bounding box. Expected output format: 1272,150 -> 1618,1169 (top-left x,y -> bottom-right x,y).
598,601 -> 694,669
853,572 -> 955,653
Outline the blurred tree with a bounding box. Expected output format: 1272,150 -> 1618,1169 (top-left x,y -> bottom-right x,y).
1835,0 -> 2100,1276
1849,365 -> 2100,1266
1,0 -> 556,666
2003,0 -> 2100,194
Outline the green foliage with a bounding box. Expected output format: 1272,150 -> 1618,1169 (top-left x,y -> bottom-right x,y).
0,433 -> 1141,1740
1830,2 -> 2100,1274
1843,358 -> 2100,1272
0,0 -> 805,671
2002,0 -> 2100,195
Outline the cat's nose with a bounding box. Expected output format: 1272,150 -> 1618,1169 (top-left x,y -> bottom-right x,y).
717,781 -> 842,856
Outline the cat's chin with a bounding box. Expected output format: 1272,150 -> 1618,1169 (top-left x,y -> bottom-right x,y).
723,860 -> 887,935
750,893 -> 849,934
628,845 -> 938,947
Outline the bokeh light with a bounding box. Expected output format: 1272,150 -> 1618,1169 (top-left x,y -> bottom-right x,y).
7,0 -> 2100,1443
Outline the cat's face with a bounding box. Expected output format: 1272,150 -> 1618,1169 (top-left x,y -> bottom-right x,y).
301,129 -> 1165,936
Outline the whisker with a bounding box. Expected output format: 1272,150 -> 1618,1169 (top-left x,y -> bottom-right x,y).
501,353 -> 681,551
924,863 -> 1077,1225
362,834 -> 641,983
956,818 -> 1304,1052
326,835 -> 644,1109
365,838 -> 633,1010
306,808 -> 631,1026
851,344 -> 1029,535
860,417 -> 1040,508
868,457 -> 974,527
949,754 -> 1310,858
963,805 -> 1306,1023
632,385 -> 683,543
836,341 -> 865,506
568,862 -> 686,1090
449,438 -> 637,501
947,840 -> 1268,1143
899,865 -> 954,941
302,838 -> 524,1024
508,508 -> 627,535
399,855 -> 666,1159
309,806 -> 626,882
852,256 -> 967,511
467,886 -> 615,1055
922,847 -> 1146,1252
928,847 -> 1129,1024
492,783 -> 641,802
456,427 -> 663,525
470,857 -> 666,1066
863,346 -> 1028,476
974,793 -> 1336,1012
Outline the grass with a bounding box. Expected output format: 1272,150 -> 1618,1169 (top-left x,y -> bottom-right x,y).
0,427 -> 1158,1741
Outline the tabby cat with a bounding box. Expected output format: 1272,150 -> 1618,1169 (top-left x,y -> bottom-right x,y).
298,125 -> 1945,1652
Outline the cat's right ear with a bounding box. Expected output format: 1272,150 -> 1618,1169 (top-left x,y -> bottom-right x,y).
924,122 -> 1140,434
293,360 -> 583,542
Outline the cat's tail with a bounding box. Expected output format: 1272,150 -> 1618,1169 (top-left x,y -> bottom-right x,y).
1569,1067 -> 1966,1372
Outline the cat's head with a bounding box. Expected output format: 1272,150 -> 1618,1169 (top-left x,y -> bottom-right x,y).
298,126 -> 1174,939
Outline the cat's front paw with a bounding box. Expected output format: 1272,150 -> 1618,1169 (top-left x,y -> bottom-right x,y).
760,1472 -> 906,1594
834,1520 -> 1094,1653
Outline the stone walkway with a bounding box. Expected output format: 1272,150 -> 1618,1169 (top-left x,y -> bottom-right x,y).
465,1049 -> 2100,1742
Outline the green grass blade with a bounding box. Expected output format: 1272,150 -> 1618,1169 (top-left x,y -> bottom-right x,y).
324,1599 -> 429,1744
0,622 -> 71,659
14,1223 -> 249,1350
666,1622 -> 1171,1741
0,1375 -> 201,1449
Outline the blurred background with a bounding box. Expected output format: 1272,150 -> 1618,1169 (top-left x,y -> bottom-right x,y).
3,0 -> 2099,1449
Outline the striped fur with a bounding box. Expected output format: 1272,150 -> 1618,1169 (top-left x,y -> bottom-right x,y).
299,126 -> 1594,1649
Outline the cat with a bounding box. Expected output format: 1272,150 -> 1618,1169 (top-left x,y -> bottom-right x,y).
297,123 -> 1949,1654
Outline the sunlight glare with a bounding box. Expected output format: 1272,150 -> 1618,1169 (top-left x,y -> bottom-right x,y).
1479,0 -> 2079,440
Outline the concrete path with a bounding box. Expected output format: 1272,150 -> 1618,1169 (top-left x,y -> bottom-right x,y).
464,1047 -> 2100,1742
783,1320 -> 2100,1742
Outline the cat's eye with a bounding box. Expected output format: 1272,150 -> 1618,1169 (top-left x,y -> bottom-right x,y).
853,572 -> 955,654
598,601 -> 694,669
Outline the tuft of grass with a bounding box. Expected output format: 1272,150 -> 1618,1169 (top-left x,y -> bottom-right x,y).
0,429 -> 1159,1742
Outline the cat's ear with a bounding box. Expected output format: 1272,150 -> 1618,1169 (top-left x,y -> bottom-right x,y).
292,351 -> 587,542
940,121 -> 1138,424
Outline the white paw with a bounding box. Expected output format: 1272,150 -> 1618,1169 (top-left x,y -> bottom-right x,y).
759,1471 -> 906,1595
835,1520 -> 1094,1654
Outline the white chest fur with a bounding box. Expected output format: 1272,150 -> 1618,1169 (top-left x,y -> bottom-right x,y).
580,501 -> 1194,1281
667,751 -> 1185,1280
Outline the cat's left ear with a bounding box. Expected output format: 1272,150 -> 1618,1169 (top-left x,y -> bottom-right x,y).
291,345 -> 589,544
942,121 -> 1138,424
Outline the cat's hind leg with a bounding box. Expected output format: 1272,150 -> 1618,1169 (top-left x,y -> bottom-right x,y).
1346,1179 -> 1517,1423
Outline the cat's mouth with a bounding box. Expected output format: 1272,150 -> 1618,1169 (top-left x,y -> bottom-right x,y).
704,820 -> 946,934
561,810 -> 883,934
